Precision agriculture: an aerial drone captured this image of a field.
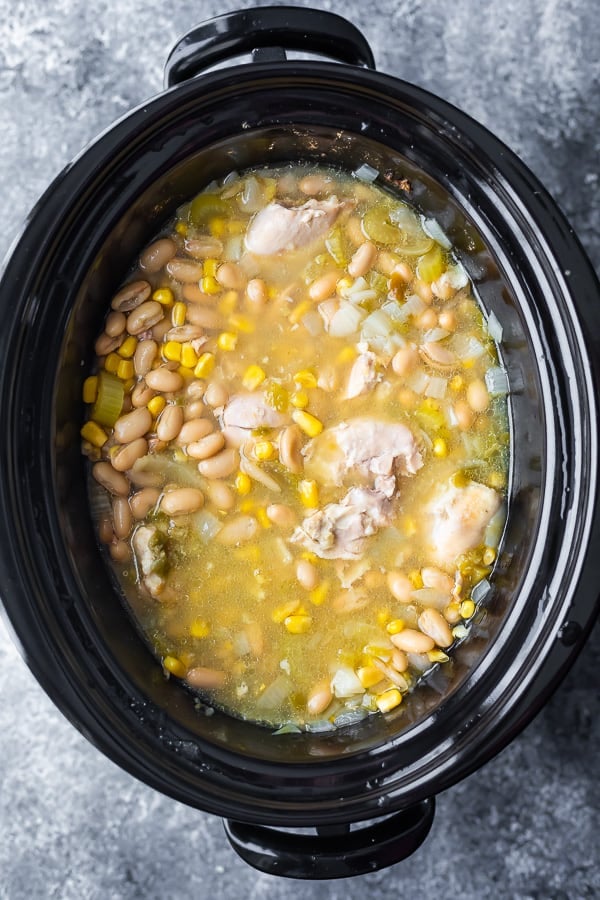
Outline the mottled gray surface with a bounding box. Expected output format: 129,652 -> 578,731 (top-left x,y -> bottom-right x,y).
0,0 -> 599,897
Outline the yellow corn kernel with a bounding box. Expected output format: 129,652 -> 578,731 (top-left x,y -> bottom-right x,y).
118,335 -> 138,358
284,614 -> 312,634
433,438 -> 448,458
209,218 -> 226,237
309,580 -> 329,606
336,275 -> 353,295
147,395 -> 167,418
301,550 -> 318,562
227,219 -> 246,235
201,275 -> 221,295
400,515 -> 417,537
117,359 -> 134,381
254,440 -> 275,461
267,286 -> 278,301
449,374 -> 464,392
203,258 -> 218,278
239,498 -> 255,514
162,340 -> 182,363
488,471 -> 506,490
80,420 -> 108,448
163,656 -> 186,678
298,479 -> 319,508
171,302 -> 187,327
290,390 -> 309,409
123,377 -> 135,393
386,619 -> 405,635
189,618 -> 211,639
242,365 -> 266,391
218,290 -> 238,316
428,650 -> 449,663
482,546 -> 496,566
293,369 -> 318,388
194,352 -> 216,378
336,345 -> 358,365
460,599 -> 476,619
82,376 -> 98,404
104,352 -> 120,374
152,288 -> 174,307
364,644 -> 392,663
217,331 -> 238,352
289,300 -> 311,325
229,313 -> 254,334
408,569 -> 423,589
177,366 -> 195,380
463,358 -> 475,369
272,600 -> 300,624
376,688 -> 403,713
234,544 -> 261,564
175,221 -> 188,237
234,471 -> 252,495
357,666 -> 385,689
255,506 -> 271,529
180,343 -> 198,369
376,608 -> 391,628
292,409 -> 323,437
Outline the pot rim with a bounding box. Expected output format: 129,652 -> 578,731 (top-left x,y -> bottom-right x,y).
1,59 -> 599,825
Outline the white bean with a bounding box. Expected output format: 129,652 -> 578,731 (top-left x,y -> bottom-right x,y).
92,461 -> 130,496
417,608 -> 453,648
156,405 -> 184,442
161,488 -> 205,515
197,447 -> 239,479
217,515 -> 259,545
129,487 -> 161,519
390,628 -> 435,654
296,559 -> 319,591
187,431 -> 225,460
111,438 -> 148,472
348,242 -> 377,278
145,367 -> 184,392
114,407 -> 152,444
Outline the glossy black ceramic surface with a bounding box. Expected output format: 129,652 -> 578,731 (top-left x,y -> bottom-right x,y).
0,6 -> 598,880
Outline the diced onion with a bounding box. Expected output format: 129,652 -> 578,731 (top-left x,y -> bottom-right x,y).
239,446 -> 281,492
484,506 -> 506,549
348,289 -> 378,305
328,302 -> 366,337
471,578 -> 492,604
422,217 -> 452,250
331,666 -> 364,698
224,235 -> 243,261
191,510 -> 222,541
444,262 -> 469,289
450,333 -> 486,360
272,723 -> 302,735
407,370 -> 430,395
485,365 -> 510,396
307,720 -> 336,732
423,327 -> 450,343
353,163 -> 379,183
487,311 -> 504,343
381,299 -> 407,322
399,294 -> 426,322
333,707 -> 369,727
411,588 -> 450,610
256,675 -> 291,709
300,310 -> 323,336
425,375 -> 447,400
361,310 -> 393,340
238,175 -> 265,213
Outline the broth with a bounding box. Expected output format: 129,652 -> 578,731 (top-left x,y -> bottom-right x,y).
82,165 -> 509,730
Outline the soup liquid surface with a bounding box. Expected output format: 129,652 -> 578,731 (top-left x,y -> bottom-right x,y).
83,165 -> 509,729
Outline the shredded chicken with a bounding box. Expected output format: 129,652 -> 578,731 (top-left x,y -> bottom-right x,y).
304,416 -> 422,492
245,197 -> 347,255
427,480 -> 501,570
292,487 -> 392,560
222,392 -> 288,430
344,351 -> 380,399
132,525 -> 168,598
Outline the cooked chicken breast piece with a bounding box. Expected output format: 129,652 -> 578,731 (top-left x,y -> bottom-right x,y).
304,416 -> 423,489
292,487 -> 392,560
344,351 -> 380,399
245,197 -> 347,255
222,392 -> 288,430
427,480 -> 502,570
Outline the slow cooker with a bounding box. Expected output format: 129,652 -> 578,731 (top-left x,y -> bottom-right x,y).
0,7 -> 598,879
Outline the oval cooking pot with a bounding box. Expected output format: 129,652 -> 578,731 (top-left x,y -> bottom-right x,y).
0,6 -> 599,880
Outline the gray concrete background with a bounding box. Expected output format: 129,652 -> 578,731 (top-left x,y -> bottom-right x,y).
0,0 -> 598,897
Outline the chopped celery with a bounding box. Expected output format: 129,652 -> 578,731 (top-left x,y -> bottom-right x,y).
417,245 -> 446,283
91,371 -> 124,427
188,193 -> 228,227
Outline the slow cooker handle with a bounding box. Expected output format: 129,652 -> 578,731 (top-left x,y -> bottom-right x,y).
163,6 -> 376,89
223,798 -> 435,879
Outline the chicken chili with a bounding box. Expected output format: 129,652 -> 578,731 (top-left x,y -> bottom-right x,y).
81,164 -> 509,730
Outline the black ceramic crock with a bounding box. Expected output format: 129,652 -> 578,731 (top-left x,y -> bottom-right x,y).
0,7 -> 599,880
